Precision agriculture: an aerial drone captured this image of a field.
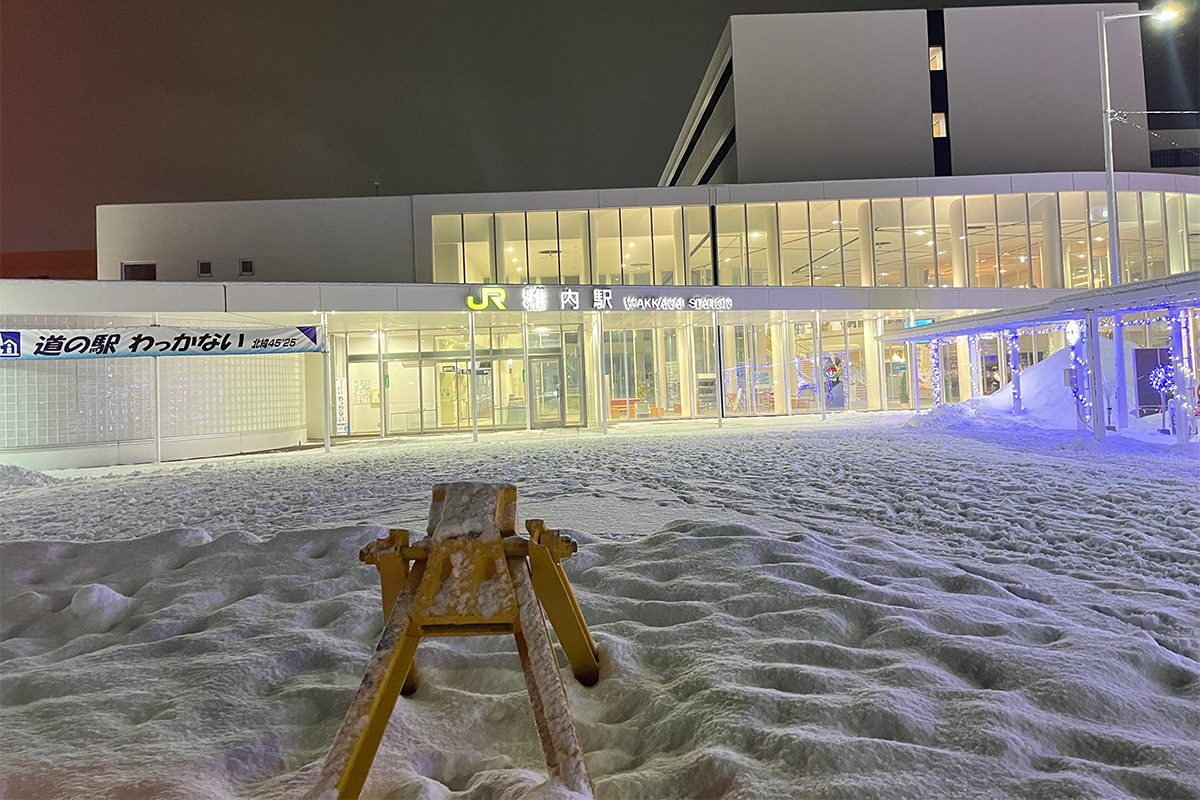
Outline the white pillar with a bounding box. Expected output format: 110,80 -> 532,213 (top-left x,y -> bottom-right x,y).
909,342 -> 921,413
1114,319 -> 1128,428
597,312 -> 608,434
816,311 -> 827,420
153,355 -> 162,464
321,313 -> 331,453
1086,312 -> 1106,444
713,310 -> 724,428
782,315 -> 794,416
1171,312 -> 1191,445
377,325 -> 386,437
863,317 -> 883,410
469,311 -> 479,443
950,199 -> 968,287
931,339 -> 944,407
1008,331 -> 1023,415
153,311 -> 162,464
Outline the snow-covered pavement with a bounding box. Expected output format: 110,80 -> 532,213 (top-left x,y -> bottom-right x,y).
2,413 -> 1198,799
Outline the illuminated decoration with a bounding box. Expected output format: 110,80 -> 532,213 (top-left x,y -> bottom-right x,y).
1007,331 -> 1022,412
522,285 -> 548,312
1065,320 -> 1082,346
1149,364 -> 1175,395
466,286 -> 507,311
1068,323 -> 1093,430
1149,363 -> 1176,435
967,334 -> 981,398
930,339 -> 943,406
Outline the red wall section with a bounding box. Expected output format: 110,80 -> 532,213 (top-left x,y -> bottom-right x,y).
0,250 -> 98,280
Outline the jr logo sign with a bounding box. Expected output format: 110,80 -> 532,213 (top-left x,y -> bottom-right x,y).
466,286 -> 507,311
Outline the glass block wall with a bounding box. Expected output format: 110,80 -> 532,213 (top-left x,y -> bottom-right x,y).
0,315 -> 305,451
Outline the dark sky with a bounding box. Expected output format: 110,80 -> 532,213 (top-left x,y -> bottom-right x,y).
2,0 -> 1197,252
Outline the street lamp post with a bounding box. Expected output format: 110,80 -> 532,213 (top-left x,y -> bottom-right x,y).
1097,5 -> 1178,430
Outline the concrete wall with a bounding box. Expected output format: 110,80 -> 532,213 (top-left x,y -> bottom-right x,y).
659,24 -> 734,187
727,11 -> 934,184
943,3 -> 1150,175
97,195 -> 415,283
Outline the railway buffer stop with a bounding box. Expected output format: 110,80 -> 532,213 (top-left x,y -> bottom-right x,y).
308,482 -> 600,799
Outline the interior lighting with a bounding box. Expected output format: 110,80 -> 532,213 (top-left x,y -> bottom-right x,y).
927,240 -> 935,246
628,242 -> 635,247
832,219 -> 840,224
915,230 -> 925,235
512,257 -> 518,263
1095,236 -> 1104,241
724,257 -> 732,262
507,246 -> 514,252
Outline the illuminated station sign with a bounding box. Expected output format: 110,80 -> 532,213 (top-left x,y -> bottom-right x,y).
466,286 -> 734,313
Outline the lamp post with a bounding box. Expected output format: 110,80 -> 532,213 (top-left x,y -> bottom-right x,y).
1097,5 -> 1178,430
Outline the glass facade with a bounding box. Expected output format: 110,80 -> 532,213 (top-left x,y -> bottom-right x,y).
332,322 -> 587,435
434,191 -> 1199,290
329,308 -> 964,439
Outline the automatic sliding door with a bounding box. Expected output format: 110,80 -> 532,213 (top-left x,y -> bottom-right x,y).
531,357 -> 565,428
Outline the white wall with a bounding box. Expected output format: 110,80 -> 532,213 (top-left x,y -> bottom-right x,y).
97,196 -> 415,283
944,4 -> 1150,175
727,11 -> 935,184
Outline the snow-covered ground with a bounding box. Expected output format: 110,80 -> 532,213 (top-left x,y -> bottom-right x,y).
3,363 -> 1199,798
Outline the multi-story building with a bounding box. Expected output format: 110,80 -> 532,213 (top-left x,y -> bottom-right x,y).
2,5 -> 1197,468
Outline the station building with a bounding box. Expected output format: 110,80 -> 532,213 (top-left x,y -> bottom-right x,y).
2,4 -> 1198,468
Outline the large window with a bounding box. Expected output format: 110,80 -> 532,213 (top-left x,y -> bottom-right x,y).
872,199 -> 904,287
996,194 -> 1030,288
432,191 -> 1199,288
746,203 -> 780,286
903,197 -> 935,287
779,202 -> 813,286
810,201 -> 844,287
621,208 -> 653,285
715,205 -> 748,285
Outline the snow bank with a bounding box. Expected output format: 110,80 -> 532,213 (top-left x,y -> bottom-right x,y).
0,463 -> 59,489
2,417 -> 1198,798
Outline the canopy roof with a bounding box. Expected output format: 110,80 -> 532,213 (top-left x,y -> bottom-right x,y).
881,273 -> 1200,342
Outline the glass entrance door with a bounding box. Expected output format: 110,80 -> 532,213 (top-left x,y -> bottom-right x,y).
530,357 -> 565,428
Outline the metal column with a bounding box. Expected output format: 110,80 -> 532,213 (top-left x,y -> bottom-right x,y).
469,312 -> 479,443
321,313 -> 331,453
712,310 -> 724,428
1086,312 -> 1107,444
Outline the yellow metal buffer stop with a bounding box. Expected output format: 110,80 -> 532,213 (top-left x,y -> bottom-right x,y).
307,482 -> 600,799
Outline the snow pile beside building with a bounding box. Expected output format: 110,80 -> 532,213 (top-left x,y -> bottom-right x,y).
0,463 -> 60,489
2,420 -> 1198,798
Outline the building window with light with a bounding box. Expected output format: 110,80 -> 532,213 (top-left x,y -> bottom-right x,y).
933,113 -> 948,138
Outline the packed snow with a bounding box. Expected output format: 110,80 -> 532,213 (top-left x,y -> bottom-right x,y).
2,358 -> 1198,799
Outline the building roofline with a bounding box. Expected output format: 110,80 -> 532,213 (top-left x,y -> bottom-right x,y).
93,171 -> 1200,218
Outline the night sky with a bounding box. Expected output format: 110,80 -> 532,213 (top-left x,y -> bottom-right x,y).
2,0 -> 1197,253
